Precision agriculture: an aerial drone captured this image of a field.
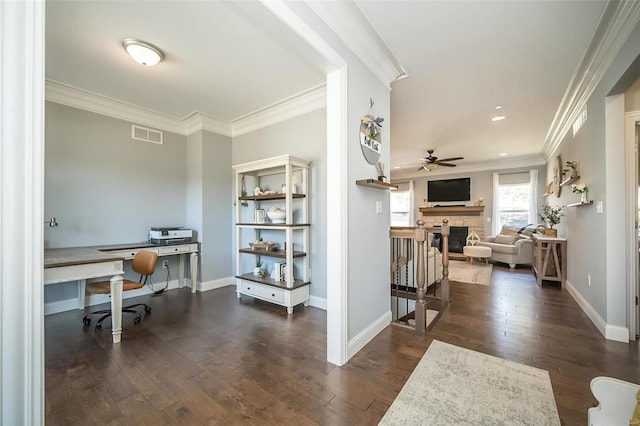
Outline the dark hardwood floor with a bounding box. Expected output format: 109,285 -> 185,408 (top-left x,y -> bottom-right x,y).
45,265 -> 640,425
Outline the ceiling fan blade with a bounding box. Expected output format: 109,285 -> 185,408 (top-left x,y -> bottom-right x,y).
435,162 -> 457,167
436,157 -> 464,162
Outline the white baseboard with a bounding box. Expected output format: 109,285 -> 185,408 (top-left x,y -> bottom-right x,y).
605,324 -> 630,342
199,276 -> 235,292
309,295 -> 327,310
566,280 -> 629,342
347,310 -> 392,360
44,298 -> 81,316
45,279 -> 182,315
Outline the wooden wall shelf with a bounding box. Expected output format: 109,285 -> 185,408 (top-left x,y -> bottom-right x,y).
355,179 -> 398,190
560,176 -> 580,187
419,206 -> 484,216
566,201 -> 593,207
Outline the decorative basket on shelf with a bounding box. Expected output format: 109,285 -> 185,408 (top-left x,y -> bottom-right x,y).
249,241 -> 278,251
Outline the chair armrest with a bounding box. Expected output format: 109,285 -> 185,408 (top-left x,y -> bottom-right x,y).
483,236 -> 496,243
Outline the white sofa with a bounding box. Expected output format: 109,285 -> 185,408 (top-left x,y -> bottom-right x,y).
425,247 -> 443,287
476,226 -> 535,268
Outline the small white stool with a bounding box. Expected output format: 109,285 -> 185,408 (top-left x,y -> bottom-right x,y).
463,245 -> 491,265
463,232 -> 491,265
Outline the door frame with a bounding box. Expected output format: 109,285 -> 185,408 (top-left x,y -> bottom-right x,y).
625,110 -> 640,339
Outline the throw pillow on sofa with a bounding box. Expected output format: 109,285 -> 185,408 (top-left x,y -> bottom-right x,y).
494,234 -> 519,245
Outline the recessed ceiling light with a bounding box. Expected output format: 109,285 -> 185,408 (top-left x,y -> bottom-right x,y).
394,166 -> 400,169
495,105 -> 503,110
491,115 -> 506,122
122,38 -> 164,66
499,152 -> 507,157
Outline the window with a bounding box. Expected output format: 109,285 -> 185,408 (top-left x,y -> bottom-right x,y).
497,183 -> 530,229
391,190 -> 411,226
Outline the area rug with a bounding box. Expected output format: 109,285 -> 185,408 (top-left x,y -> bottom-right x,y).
448,260 -> 493,285
379,340 -> 560,426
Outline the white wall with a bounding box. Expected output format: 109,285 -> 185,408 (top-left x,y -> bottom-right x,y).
232,109 -> 328,302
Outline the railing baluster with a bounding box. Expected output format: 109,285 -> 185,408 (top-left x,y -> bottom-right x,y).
414,219 -> 427,334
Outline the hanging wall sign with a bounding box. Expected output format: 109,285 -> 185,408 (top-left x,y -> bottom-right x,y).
360,99 -> 384,165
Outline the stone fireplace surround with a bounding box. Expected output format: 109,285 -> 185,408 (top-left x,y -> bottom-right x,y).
418,206 -> 485,256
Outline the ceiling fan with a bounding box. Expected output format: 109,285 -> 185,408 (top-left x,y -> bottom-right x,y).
417,149 -> 464,171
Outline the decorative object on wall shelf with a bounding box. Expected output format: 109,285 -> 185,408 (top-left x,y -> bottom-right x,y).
539,204 -> 564,237
565,160 -> 578,178
571,183 -> 589,203
375,160 -> 386,182
359,98 -> 384,165
543,182 -> 553,197
355,179 -> 398,190
553,156 -> 562,197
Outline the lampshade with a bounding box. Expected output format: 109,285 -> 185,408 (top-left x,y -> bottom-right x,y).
122,38 -> 164,66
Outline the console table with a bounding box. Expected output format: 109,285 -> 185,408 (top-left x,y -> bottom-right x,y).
532,235 -> 567,287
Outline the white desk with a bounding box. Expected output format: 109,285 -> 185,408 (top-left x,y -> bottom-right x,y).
44,248 -> 125,343
44,242 -> 199,344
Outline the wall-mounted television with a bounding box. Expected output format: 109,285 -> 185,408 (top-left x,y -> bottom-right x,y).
427,177 -> 471,202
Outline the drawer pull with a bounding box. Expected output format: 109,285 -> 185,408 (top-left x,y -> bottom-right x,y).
247,287 -> 251,290
271,294 -> 275,297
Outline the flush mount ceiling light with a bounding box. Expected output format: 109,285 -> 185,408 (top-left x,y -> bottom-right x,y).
122,38 -> 164,66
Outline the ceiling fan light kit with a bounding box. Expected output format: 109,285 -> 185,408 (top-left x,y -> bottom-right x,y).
416,149 -> 464,171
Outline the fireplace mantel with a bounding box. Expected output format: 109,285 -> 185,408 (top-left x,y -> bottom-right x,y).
419,206 -> 484,216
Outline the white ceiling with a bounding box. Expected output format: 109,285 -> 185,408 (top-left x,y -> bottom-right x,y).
46,1 -> 326,122
46,1 -> 608,175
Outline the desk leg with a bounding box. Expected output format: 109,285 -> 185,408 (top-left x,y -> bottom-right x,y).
78,279 -> 86,309
190,252 -> 198,293
179,255 -> 185,288
110,275 -> 124,344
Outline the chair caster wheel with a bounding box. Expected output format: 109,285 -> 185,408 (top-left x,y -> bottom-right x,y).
144,306 -> 151,313
134,316 -> 141,324
83,318 -> 91,326
95,324 -> 102,331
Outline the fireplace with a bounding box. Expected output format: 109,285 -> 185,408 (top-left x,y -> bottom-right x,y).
434,226 -> 468,254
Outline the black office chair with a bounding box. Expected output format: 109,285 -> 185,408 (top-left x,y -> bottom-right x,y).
82,250 -> 157,330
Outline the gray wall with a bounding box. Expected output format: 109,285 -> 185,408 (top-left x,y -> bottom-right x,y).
44,102 -> 233,305
393,166 -> 546,236
548,21 -> 640,327
232,109 -> 328,301
186,130 -> 233,282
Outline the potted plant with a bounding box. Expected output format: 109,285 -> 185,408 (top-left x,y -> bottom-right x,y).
539,204 -> 564,237
375,160 -> 386,182
253,258 -> 263,276
565,161 -> 578,178
571,183 -> 589,203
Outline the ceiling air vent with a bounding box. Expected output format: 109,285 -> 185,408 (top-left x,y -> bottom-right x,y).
131,125 -> 163,144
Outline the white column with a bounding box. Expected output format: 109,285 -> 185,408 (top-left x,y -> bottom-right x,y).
0,1 -> 46,423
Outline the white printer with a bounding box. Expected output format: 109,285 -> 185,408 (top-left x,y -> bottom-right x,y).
149,227 -> 193,244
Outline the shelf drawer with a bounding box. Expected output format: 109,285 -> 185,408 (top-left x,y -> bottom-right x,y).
241,281 -> 285,304
159,244 -> 195,255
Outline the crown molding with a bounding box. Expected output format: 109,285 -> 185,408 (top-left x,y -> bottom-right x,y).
45,80 -> 188,135
183,111 -> 232,137
305,1 -> 407,88
390,155 -> 546,180
231,83 -> 326,137
543,0 -> 640,159
45,80 -> 325,138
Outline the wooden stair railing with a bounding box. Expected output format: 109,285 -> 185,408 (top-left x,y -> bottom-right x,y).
389,219 -> 451,333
